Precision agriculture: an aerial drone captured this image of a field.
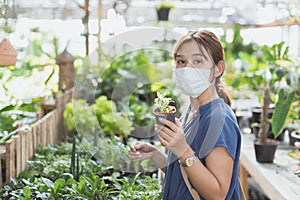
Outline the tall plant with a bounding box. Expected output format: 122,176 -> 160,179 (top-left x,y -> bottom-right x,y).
258,83 -> 295,143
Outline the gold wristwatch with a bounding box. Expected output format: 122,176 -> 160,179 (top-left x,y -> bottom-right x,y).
179,153 -> 196,167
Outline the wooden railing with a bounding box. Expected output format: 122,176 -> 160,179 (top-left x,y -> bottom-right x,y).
0,88 -> 73,187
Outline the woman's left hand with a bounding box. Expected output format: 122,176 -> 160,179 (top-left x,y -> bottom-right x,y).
156,118 -> 190,157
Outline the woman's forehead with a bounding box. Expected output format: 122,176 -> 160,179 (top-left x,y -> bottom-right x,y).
176,40 -> 209,58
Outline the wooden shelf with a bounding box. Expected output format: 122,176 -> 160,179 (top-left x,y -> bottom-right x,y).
240,133 -> 300,200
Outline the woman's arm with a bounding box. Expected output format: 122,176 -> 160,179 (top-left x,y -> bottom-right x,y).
150,149 -> 168,172
179,146 -> 233,200
157,118 -> 234,199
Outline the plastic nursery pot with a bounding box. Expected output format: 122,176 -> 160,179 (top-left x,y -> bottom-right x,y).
254,139 -> 278,163
156,8 -> 171,21
290,130 -> 300,145
153,106 -> 176,127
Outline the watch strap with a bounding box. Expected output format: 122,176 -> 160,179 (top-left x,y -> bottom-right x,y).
180,165 -> 201,200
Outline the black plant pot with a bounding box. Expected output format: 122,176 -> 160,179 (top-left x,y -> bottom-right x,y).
153,106 -> 176,128
254,139 -> 278,163
156,8 -> 170,21
290,130 -> 300,145
131,124 -> 155,139
251,107 -> 273,137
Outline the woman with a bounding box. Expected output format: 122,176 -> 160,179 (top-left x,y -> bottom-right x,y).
128,30 -> 242,200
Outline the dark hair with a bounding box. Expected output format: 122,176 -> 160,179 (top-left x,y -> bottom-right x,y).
174,30 -> 232,107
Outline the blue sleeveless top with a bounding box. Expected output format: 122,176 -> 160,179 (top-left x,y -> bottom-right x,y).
163,98 -> 241,200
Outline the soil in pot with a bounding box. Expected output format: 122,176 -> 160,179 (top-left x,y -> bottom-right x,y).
254,139 -> 278,163
153,106 -> 176,128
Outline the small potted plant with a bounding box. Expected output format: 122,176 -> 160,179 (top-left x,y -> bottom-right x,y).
155,1 -> 175,21
254,83 -> 295,163
153,91 -> 176,126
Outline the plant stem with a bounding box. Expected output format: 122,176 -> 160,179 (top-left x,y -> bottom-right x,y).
259,84 -> 270,143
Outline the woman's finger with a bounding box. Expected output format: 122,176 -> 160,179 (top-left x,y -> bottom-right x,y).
129,141 -> 142,152
158,134 -> 168,147
159,118 -> 178,133
156,125 -> 172,142
128,151 -> 143,161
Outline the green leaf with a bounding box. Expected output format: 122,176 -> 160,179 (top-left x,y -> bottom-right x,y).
271,89 -> 295,138
42,177 -> 54,189
54,179 -> 65,193
23,187 -> 32,198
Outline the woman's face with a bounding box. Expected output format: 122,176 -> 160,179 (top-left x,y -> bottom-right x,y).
175,40 -> 214,70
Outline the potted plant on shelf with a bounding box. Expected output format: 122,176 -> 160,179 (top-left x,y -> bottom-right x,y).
153,91 -> 176,126
254,83 -> 295,163
155,1 -> 175,21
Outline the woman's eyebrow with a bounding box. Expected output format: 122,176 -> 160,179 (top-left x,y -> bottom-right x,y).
175,53 -> 204,58
175,54 -> 184,58
192,53 -> 204,56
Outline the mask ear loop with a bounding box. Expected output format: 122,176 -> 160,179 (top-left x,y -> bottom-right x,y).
209,65 -> 217,83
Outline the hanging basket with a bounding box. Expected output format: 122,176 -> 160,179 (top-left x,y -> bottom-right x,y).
0,38 -> 18,66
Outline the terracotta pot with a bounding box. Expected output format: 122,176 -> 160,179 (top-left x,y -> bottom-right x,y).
0,38 -> 17,66
153,106 -> 176,127
254,139 -> 278,163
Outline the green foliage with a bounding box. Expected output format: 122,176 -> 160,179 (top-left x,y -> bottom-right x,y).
93,95 -> 133,140
64,95 -> 133,142
222,25 -> 255,58
155,2 -> 175,10
0,140 -> 162,199
154,91 -> 174,114
63,99 -> 99,138
0,97 -> 40,142
113,173 -> 162,200
129,96 -> 155,126
97,49 -> 167,100
271,89 -> 295,138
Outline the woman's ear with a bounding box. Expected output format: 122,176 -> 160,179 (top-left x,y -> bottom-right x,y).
215,61 -> 225,77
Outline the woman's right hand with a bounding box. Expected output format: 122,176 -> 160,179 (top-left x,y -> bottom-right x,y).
128,141 -> 157,162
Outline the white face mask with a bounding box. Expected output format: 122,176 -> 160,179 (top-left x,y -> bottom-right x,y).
173,67 -> 212,98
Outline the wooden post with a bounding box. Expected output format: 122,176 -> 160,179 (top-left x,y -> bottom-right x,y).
12,135 -> 21,177
46,115 -> 51,144
239,163 -> 249,200
0,145 -> 5,187
0,157 -> 2,187
26,128 -> 32,161
32,124 -> 37,151
5,139 -> 16,183
56,93 -> 65,142
52,110 -> 58,145
37,121 -> 41,146
56,50 -> 75,91
19,131 -> 26,171
97,0 -> 102,50
83,0 -> 90,55
49,112 -> 54,144
42,119 -> 47,146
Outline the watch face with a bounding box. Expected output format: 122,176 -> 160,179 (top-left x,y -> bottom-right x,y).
186,157 -> 194,167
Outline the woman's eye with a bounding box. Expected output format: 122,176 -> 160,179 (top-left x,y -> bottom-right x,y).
176,60 -> 185,64
194,60 -> 201,64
